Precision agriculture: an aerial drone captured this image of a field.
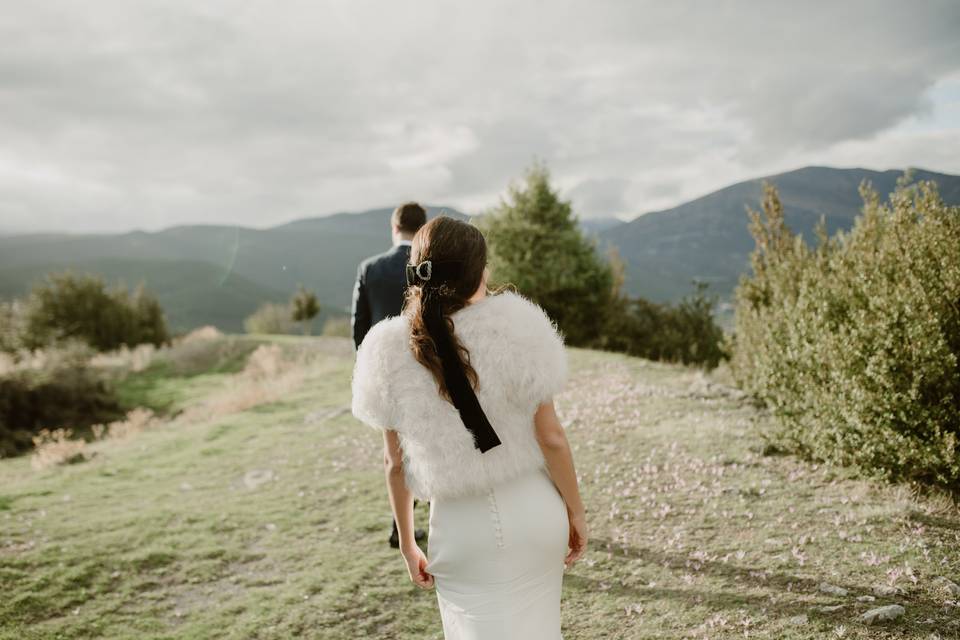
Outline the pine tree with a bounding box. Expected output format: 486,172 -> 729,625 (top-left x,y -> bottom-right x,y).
478,162 -> 614,346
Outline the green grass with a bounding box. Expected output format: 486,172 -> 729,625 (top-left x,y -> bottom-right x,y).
112,338 -> 264,415
1,337 -> 958,639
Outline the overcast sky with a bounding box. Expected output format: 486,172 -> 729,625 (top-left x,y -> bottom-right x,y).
2,0 -> 959,233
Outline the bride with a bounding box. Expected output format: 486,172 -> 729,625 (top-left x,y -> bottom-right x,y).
351,215 -> 588,639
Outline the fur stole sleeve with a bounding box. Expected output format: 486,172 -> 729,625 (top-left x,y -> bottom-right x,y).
494,291 -> 569,408
350,317 -> 405,431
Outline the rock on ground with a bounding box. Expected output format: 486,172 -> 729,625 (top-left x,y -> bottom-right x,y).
788,614 -> 808,626
818,582 -> 848,597
243,469 -> 274,490
934,577 -> 960,597
861,604 -> 905,624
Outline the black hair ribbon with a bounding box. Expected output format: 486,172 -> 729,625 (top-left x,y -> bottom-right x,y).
421,287 -> 502,453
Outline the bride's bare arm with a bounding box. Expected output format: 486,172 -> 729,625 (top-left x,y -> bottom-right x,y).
383,430 -> 417,549
534,400 -> 585,518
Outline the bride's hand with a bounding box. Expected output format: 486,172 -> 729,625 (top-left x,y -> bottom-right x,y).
401,544 -> 435,589
565,511 -> 588,568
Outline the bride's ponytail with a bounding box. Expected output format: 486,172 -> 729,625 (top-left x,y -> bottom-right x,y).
404,216 -> 501,453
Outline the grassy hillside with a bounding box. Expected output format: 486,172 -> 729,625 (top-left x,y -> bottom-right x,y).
600,167 -> 960,303
1,336 -> 957,639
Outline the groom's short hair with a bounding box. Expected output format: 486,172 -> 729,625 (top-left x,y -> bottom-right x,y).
392,202 -> 427,234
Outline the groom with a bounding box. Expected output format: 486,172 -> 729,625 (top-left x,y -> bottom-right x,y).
351,201 -> 428,548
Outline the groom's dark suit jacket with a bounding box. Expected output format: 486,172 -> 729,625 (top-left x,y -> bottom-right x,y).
351,243 -> 412,350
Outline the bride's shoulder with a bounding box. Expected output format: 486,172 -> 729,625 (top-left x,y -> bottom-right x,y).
364,313 -> 408,341
352,315 -> 411,431
477,291 -> 564,342
356,315 -> 410,365
475,291 -> 568,404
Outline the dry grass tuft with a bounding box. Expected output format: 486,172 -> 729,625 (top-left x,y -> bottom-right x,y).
89,343 -> 156,373
182,326 -> 223,343
0,351 -> 16,376
31,408 -> 164,470
30,428 -> 88,470
242,344 -> 288,379
0,342 -> 91,375
96,407 -> 162,440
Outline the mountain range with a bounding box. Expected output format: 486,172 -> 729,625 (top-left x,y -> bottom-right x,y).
599,166 -> 960,304
1,167 -> 958,332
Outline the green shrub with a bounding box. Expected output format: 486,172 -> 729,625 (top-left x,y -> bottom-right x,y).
732,177 -> 960,489
0,342 -> 124,457
0,301 -> 28,353
23,273 -> 170,352
244,302 -> 297,335
600,282 -> 726,369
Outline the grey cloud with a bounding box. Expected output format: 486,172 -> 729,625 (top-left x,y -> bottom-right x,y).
0,0 -> 958,232
567,178 -> 631,218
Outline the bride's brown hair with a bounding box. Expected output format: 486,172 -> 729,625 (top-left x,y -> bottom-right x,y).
403,216 -> 487,402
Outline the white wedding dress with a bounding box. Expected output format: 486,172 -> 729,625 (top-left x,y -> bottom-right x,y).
425,466 -> 569,639
351,291 -> 572,637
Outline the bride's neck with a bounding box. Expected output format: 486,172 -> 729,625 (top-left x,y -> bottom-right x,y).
467,287 -> 487,305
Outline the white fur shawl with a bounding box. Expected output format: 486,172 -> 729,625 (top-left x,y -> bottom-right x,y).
351,291 -> 568,500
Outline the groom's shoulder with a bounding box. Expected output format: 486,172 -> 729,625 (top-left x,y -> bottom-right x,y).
360,246 -> 408,268
358,248 -> 390,271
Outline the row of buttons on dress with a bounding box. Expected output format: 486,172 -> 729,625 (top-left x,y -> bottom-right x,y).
486,488 -> 506,549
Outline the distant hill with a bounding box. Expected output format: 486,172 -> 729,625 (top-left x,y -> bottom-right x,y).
0,206 -> 468,332
578,216 -> 624,236
599,167 -> 960,303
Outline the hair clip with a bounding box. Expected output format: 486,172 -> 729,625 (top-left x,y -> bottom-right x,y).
415,260 -> 432,281
405,260 -> 433,286
405,259 -> 464,287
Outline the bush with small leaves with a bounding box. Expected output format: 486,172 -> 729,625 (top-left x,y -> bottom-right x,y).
22,273 -> 169,352
732,176 -> 960,489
